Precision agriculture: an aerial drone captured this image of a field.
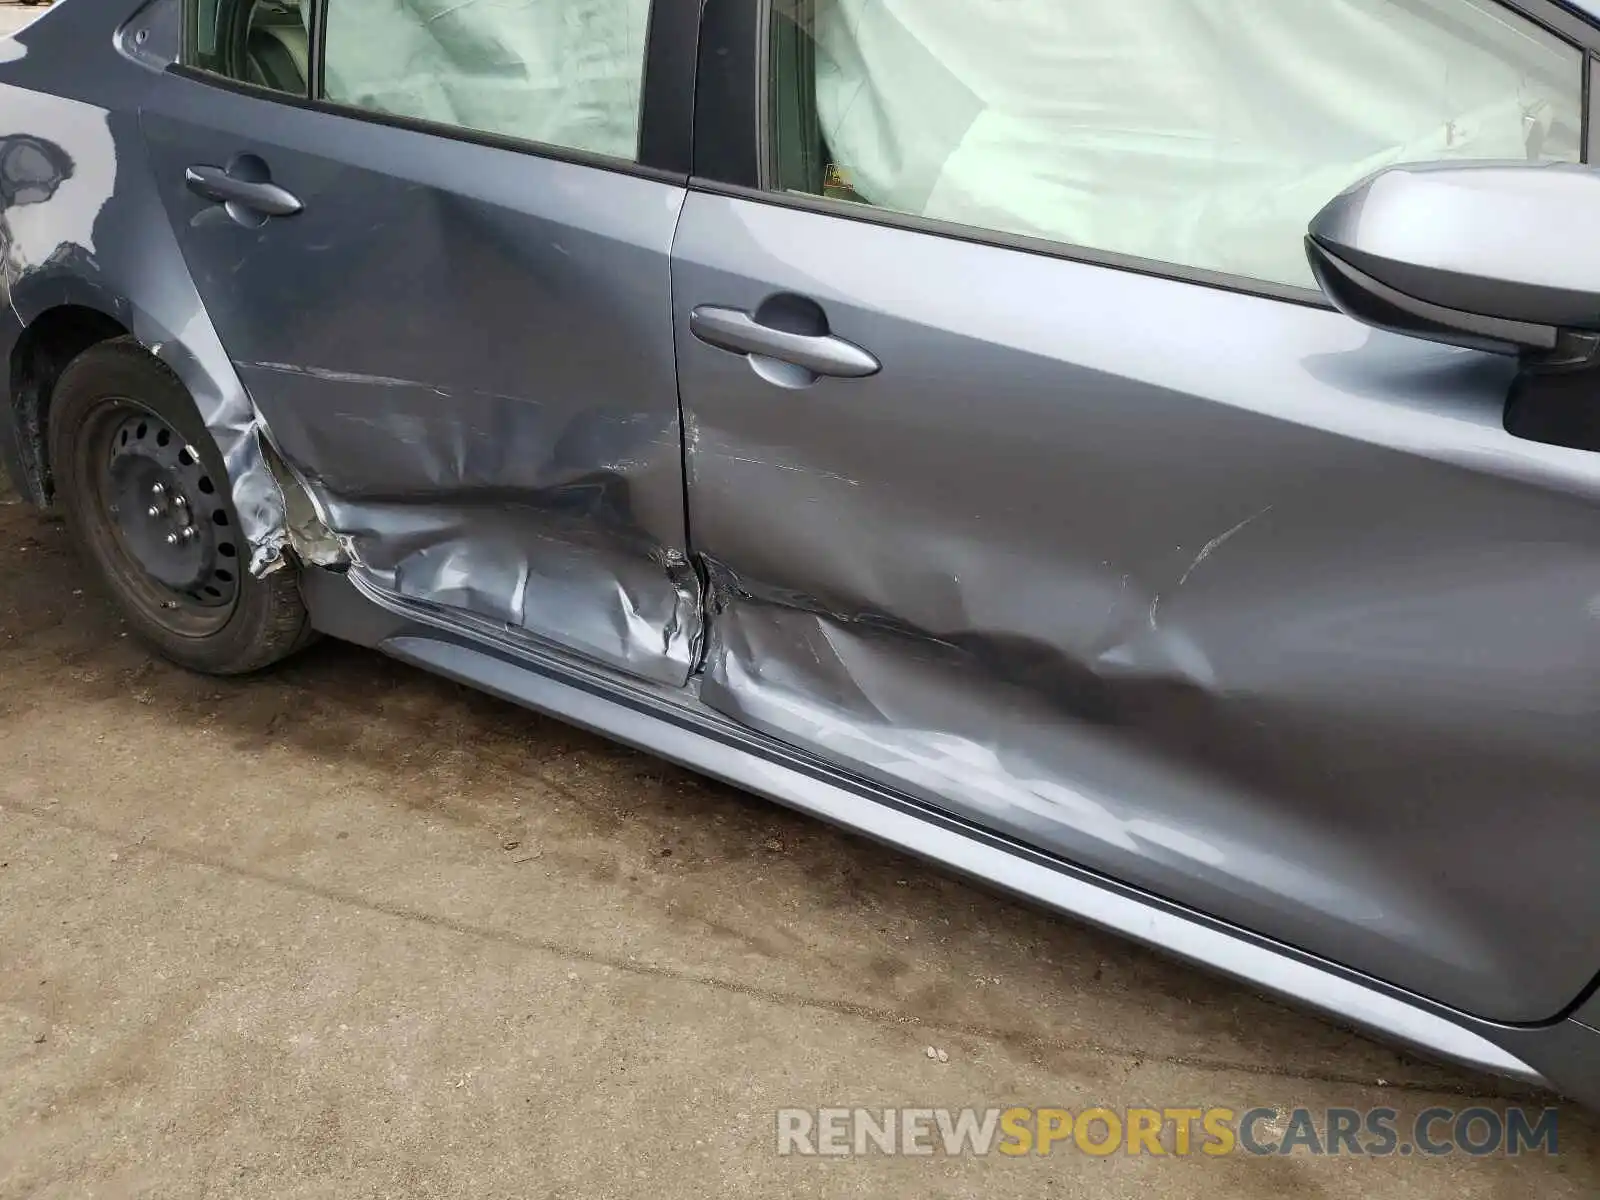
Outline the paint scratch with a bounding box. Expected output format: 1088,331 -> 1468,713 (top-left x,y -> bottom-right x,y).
722,454 -> 862,487
1177,505 -> 1274,590
246,361 -> 451,397
1149,505 -> 1274,630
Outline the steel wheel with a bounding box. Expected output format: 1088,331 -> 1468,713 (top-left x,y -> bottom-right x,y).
71,398 -> 243,639
50,337 -> 312,675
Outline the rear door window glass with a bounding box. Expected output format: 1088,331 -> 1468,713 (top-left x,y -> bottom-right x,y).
321,0 -> 653,161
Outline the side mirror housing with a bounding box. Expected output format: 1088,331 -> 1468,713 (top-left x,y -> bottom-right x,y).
1305,162 -> 1600,358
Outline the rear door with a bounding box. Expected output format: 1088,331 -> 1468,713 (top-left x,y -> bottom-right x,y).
673,0 -> 1600,1021
138,0 -> 702,685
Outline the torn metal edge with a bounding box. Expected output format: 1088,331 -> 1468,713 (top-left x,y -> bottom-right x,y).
141,338 -> 348,579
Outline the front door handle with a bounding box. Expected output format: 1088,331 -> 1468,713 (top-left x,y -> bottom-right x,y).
690,305 -> 880,379
184,164 -> 303,217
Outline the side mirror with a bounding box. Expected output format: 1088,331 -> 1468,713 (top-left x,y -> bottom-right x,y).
1305,162 -> 1600,359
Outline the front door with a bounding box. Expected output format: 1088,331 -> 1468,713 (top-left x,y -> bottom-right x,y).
139,0 -> 698,685
673,0 -> 1600,1021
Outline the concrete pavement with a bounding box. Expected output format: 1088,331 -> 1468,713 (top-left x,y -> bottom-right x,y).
0,6 -> 40,38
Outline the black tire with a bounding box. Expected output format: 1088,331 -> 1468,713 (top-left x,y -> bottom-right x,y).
48,337 -> 313,675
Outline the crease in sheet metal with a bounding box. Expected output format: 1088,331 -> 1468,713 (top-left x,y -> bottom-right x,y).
235,357 -> 702,685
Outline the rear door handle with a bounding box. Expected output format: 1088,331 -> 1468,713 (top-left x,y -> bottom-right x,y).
690,305 -> 880,379
184,165 -> 303,217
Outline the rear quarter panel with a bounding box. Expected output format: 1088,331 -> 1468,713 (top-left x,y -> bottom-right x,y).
0,0 -> 291,566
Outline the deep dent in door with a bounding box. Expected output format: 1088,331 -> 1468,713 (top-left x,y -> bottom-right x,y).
231,357 -> 704,683
671,193 -> 1600,1024
688,432 -> 1600,1023
129,78 -> 703,686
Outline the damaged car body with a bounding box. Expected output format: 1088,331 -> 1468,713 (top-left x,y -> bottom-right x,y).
6,0 -> 1600,1105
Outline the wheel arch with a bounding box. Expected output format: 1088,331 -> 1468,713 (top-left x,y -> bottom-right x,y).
6,297 -> 131,505
3,258 -> 302,576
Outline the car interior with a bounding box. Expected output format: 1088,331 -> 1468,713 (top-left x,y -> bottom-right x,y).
233,0 -> 310,97
769,10 -> 864,203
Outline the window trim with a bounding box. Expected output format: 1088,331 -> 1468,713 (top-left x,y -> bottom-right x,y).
696,0 -> 1600,306
172,0 -> 700,182
1588,53 -> 1600,162
693,0 -> 762,185
688,177 -> 1339,308
309,0 -> 324,102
